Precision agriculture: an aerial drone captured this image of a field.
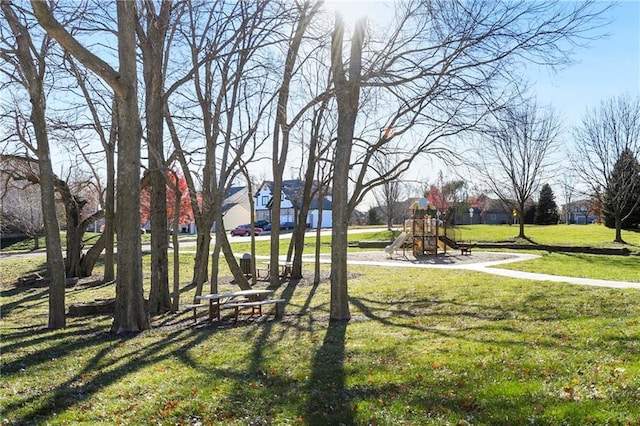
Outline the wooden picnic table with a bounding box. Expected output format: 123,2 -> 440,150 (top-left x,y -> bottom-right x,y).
258,261 -> 293,279
279,261 -> 292,278
195,289 -> 274,322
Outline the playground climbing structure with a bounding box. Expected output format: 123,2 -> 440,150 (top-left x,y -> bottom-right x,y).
385,201 -> 459,257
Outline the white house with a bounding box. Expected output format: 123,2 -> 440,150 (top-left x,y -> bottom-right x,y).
220,186 -> 252,230
173,187 -> 252,234
562,199 -> 598,224
255,180 -> 333,228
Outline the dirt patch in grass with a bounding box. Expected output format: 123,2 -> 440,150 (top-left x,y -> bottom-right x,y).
344,250 -> 519,265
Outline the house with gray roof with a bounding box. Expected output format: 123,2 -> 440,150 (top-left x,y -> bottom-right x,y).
255,180 -> 333,228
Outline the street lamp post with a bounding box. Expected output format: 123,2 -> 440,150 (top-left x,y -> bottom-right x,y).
469,207 -> 474,225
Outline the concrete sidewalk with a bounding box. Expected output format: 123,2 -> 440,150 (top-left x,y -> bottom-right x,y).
462,263 -> 640,290
316,251 -> 640,291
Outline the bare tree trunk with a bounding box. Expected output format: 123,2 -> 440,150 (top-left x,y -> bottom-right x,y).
270,1 -> 322,286
314,169 -> 324,285
2,2 -> 66,329
147,149 -> 170,314
215,210 -> 250,290
518,204 -> 526,239
171,183 -> 181,312
614,214 -> 624,243
41,158 -> 66,329
329,15 -> 366,321
139,1 -> 172,315
193,230 -> 212,292
103,132 -> 116,282
55,178 -> 89,278
80,232 -> 107,277
110,1 -> 149,333
210,226 -> 222,296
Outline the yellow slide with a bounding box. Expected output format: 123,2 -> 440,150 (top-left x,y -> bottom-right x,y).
384,232 -> 409,254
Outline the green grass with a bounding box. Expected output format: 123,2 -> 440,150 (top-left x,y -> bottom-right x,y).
2,255 -> 640,425
1,232 -> 107,252
453,224 -> 640,247
492,252 -> 640,283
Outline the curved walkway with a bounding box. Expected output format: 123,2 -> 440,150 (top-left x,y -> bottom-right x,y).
300,251 -> 640,290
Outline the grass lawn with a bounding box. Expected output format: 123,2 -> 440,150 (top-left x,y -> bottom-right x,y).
492,252 -> 640,283
2,251 -> 640,425
452,224 -> 640,248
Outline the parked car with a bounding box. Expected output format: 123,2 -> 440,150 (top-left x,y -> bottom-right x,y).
253,220 -> 270,229
280,221 -> 294,230
230,224 -> 262,236
253,220 -> 271,231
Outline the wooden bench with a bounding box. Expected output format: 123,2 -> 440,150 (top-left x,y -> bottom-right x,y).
222,298 -> 286,321
280,262 -> 292,278
256,267 -> 270,280
185,303 -> 209,323
460,245 -> 472,255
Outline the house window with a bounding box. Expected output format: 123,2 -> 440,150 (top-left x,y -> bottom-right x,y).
261,196 -> 269,206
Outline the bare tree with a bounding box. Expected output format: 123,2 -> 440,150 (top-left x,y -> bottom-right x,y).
166,167 -> 182,312
52,170 -> 104,277
330,14 -> 366,321
572,94 -> 640,242
344,0 -> 607,214
32,0 -> 149,333
1,2 -> 67,329
372,150 -> 406,230
165,0 -> 277,295
476,100 -> 561,238
286,96 -> 333,279
62,56 -> 118,282
325,0 -> 606,319
269,0 -> 324,286
136,0 -> 178,315
9,142 -> 108,278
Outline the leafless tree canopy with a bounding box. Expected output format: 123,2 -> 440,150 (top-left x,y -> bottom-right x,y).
474,99 -> 561,238
571,94 -> 640,242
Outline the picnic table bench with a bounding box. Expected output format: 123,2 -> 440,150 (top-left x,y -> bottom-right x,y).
188,289 -> 283,323
257,261 -> 293,280
222,298 -> 286,321
460,245 -> 472,255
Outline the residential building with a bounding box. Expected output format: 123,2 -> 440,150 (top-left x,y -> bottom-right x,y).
480,198 -> 513,225
562,199 -> 598,224
220,186 -> 252,230
255,180 -> 333,228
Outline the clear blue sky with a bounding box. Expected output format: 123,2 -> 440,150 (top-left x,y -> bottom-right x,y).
532,1 -> 640,136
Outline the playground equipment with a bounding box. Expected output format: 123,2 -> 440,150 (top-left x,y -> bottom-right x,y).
385,198 -> 457,257
384,232 -> 409,254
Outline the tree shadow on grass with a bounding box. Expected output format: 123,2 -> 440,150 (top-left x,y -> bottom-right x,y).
3,320 -> 213,424
305,319 -> 353,425
0,284 -> 49,316
207,273 -> 340,424
1,281 -> 219,424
